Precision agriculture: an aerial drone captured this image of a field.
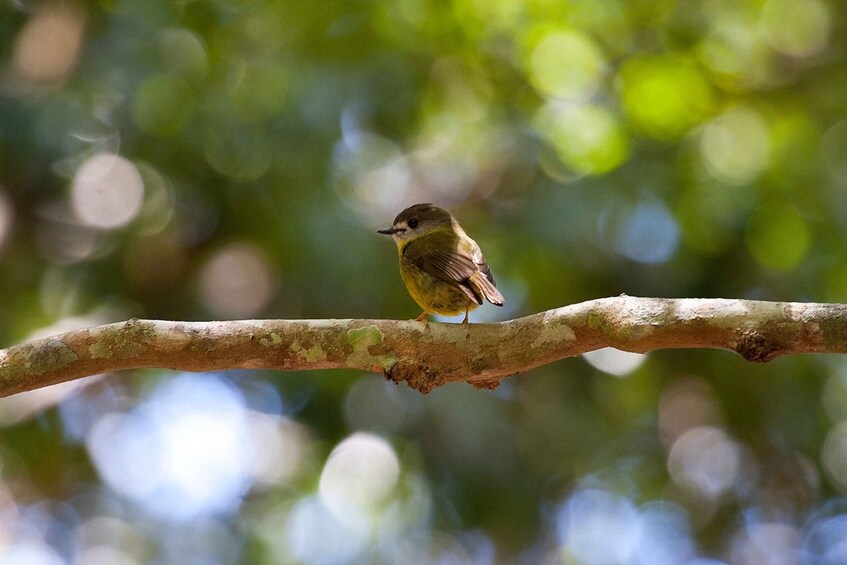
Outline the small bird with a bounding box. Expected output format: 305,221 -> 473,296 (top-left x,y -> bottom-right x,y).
378,203 -> 504,324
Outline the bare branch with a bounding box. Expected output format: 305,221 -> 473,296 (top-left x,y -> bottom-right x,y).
1,296 -> 847,397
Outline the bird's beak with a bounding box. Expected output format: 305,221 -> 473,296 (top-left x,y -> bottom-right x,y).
377,227 -> 398,235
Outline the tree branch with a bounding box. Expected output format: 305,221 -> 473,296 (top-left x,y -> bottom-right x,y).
1,296 -> 846,397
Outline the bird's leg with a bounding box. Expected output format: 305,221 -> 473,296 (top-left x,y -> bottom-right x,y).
462,305 -> 469,325
416,301 -> 436,327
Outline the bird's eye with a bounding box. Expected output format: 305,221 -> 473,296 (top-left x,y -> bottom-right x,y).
408,218 -> 419,228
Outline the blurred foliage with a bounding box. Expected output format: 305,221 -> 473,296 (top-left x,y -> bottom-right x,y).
1,0 -> 847,563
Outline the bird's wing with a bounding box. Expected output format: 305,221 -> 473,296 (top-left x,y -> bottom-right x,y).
411,248 -> 484,305
408,243 -> 504,307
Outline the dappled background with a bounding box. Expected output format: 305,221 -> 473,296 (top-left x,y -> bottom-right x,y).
0,0 -> 846,563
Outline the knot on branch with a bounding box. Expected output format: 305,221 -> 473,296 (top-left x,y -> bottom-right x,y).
734,329 -> 780,362
382,354 -> 505,394
383,362 -> 438,394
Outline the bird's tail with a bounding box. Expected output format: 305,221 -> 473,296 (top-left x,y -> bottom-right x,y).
470,272 -> 504,306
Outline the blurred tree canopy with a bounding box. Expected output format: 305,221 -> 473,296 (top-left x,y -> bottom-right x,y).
1,0 -> 847,563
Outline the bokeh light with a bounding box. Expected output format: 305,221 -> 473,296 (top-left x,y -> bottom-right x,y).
0,541 -> 65,565
668,426 -> 742,499
759,0 -> 830,58
85,373 -> 302,522
198,243 -> 277,318
158,28 -> 209,83
556,489 -> 640,563
319,432 -> 400,518
409,132 -> 480,205
698,13 -> 771,90
527,28 -> 606,101
700,107 -> 770,186
556,490 -> 696,565
659,377 -> 723,448
133,163 -> 176,236
582,347 -> 646,377
611,200 -> 680,264
10,5 -> 85,89
802,500 -> 847,563
86,374 -> 250,520
536,103 -> 631,176
619,55 -> 714,140
822,364 -> 847,424
821,421 -> 847,492
634,502 -> 697,564
335,128 -> 413,223
730,522 -> 802,564
287,495 -> 370,564
73,514 -> 148,564
71,153 -> 145,230
35,212 -> 102,265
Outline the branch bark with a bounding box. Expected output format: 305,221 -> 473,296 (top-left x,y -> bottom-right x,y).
2,296 -> 847,397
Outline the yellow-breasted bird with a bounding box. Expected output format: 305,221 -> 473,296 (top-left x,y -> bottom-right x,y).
378,203 -> 504,324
